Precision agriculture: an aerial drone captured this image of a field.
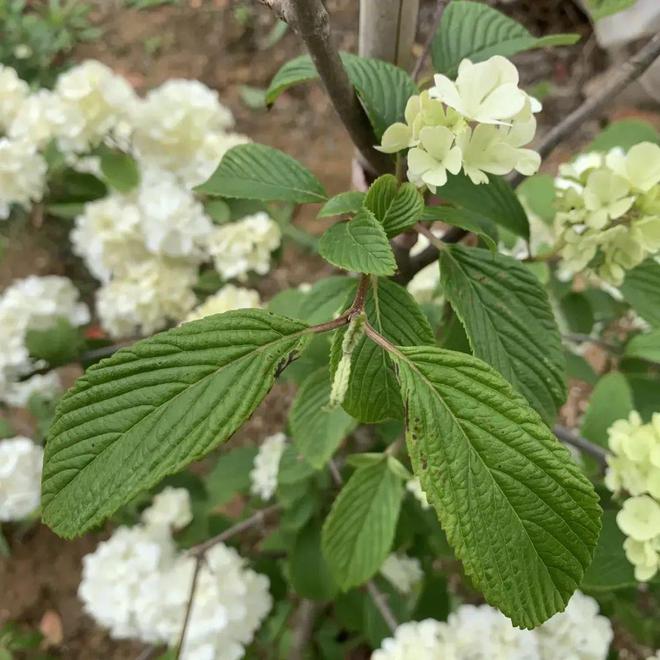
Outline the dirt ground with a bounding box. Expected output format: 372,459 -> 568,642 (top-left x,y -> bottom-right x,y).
1,0 -> 659,657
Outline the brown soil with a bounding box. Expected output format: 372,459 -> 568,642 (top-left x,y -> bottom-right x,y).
1,1 -> 658,658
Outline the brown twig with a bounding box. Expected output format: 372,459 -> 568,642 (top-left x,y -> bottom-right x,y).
411,0 -> 446,81
289,599 -> 320,660
175,555 -> 203,660
271,0 -> 391,175
554,424 -> 608,465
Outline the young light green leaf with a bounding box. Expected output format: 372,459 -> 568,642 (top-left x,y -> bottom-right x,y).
331,278 -> 434,423
516,174 -> 557,225
319,208 -> 397,276
589,119 -> 660,152
586,0 -> 635,20
432,1 -> 579,77
289,368 -> 355,469
266,53 -> 417,139
298,276 -> 357,325
625,330 -> 660,363
196,143 -> 327,203
322,460 -> 403,590
41,310 -> 310,538
364,175 -> 424,237
421,206 -> 497,251
581,372 -> 634,447
439,245 -> 566,423
318,191 -> 366,218
391,345 -> 601,628
620,258 -> 660,328
440,173 -> 529,240
99,149 -> 140,193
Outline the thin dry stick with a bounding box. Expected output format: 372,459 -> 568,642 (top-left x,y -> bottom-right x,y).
289,599 -> 320,660
411,0 -> 446,81
406,33 -> 660,279
269,0 -> 391,175
175,554 -> 203,660
327,459 -> 399,633
554,425 -> 608,465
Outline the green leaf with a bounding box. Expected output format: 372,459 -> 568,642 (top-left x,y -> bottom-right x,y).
266,53 -> 417,139
440,173 -> 530,240
205,199 -> 231,224
289,368 -> 355,469
299,276 -> 357,325
431,1 -> 579,77
625,330 -> 660,363
391,345 -> 601,628
581,372 -> 634,447
516,174 -> 557,225
439,245 -> 566,423
99,148 -> 140,193
319,208 -> 397,276
586,0 -> 636,20
322,461 -> 403,590
318,191 -> 366,218
205,445 -> 258,507
421,206 -> 497,251
581,510 -> 636,591
589,119 -> 660,152
620,258 -> 660,327
365,175 -> 424,237
41,310 -> 310,538
196,143 -> 327,203
290,522 -> 339,600
25,317 -> 83,366
330,278 -> 434,423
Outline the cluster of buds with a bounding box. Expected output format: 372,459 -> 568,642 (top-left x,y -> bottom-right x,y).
555,142 -> 660,285
377,55 -> 542,191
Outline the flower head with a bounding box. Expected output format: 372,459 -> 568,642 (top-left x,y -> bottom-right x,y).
0,437 -> 43,521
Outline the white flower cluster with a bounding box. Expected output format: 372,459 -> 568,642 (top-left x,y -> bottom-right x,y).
555,143 -> 660,285
378,56 -> 541,191
0,436 -> 44,521
1,61 -> 278,339
372,592 -> 613,660
249,433 -> 287,501
185,284 -> 261,323
0,276 -> 89,402
605,411 -> 660,581
79,488 -> 272,659
379,553 -> 423,594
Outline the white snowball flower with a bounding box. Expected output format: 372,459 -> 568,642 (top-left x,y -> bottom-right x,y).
0,437 -> 44,521
0,275 -> 90,331
430,56 -> 528,125
3,372 -> 62,408
406,477 -> 430,509
249,433 -> 287,501
380,553 -> 423,594
0,137 -> 48,219
53,60 -> 137,154
406,125 -> 463,192
141,487 -> 193,531
79,524 -> 178,640
372,619 -> 451,660
71,195 -> 146,283
137,168 -> 213,259
0,65 -> 29,130
536,591 -> 613,660
208,212 -> 282,281
445,603 -> 539,659
96,258 -> 198,338
132,79 -> 235,184
185,284 -> 261,323
8,90 -> 70,149
0,309 -> 32,402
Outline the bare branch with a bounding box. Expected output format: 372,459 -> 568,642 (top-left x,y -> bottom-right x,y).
411,0 -> 446,81
554,424 -> 608,466
267,0 -> 392,175
175,555 -> 203,660
289,599 -> 320,660
366,581 -> 398,633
